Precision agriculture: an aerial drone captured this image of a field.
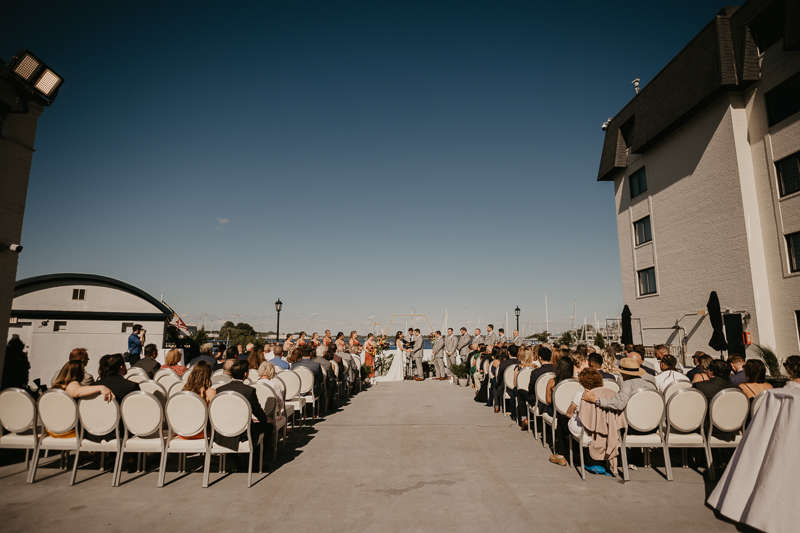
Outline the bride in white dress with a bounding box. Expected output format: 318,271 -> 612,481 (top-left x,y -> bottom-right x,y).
373,331 -> 406,382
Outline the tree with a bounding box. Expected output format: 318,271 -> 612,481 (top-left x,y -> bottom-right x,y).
594,332 -> 606,349
218,321 -> 236,341
534,331 -> 550,343
193,326 -> 208,346
559,331 -> 574,346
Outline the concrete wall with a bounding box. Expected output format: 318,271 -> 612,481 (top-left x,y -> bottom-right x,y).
0,98 -> 43,382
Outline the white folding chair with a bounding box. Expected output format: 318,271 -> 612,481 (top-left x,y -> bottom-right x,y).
515,368 -> 534,429
126,373 -> 149,384
619,389 -> 668,481
602,379 -> 621,394
205,391 -> 264,488
125,367 -> 148,378
182,368 -> 193,381
664,388 -> 710,480
662,380 -> 692,401
30,389 -> 80,484
74,394 -> 122,485
116,391 -> 166,486
352,355 -> 362,392
277,371 -> 306,426
154,368 -> 179,383
161,391 -> 209,487
706,388 -> 748,480
211,374 -> 232,386
750,390 -> 769,421
168,381 -> 186,397
248,369 -> 260,382
532,372 -> 554,444
212,369 -> 225,377
253,383 -> 287,461
294,366 -> 319,419
0,388 -> 39,483
319,365 -> 329,414
138,380 -> 167,406
552,380 -> 585,456
501,365 -> 517,416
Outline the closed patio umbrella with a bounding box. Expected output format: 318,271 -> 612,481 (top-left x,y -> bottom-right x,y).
707,291 -> 727,352
621,305 -> 633,345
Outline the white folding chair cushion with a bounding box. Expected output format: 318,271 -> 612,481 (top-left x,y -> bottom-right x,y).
120,392 -> 163,436
39,435 -> 78,449
624,433 -> 665,446
666,388 -> 706,433
211,374 -> 232,386
624,390 -> 664,433
253,384 -> 277,415
138,381 -> 167,404
78,394 -> 120,436
159,376 -> 183,393
535,373 -> 554,404
168,381 -> 186,397
126,373 -> 149,384
602,380 -> 620,394
248,369 -> 260,381
277,372 -> 301,399
709,389 -> 748,433
210,439 -> 254,453
294,366 -> 315,395
663,380 -> 692,400
666,433 -> 705,445
0,433 -> 38,447
553,380 -> 584,416
38,389 -> 78,435
166,392 -> 207,437
122,435 -> 166,452
516,368 -> 534,391
0,388 -> 36,433
541,412 -> 554,425
208,391 -> 251,437
503,366 -> 517,390
751,390 -> 768,418
154,368 -> 179,382
166,438 -> 207,452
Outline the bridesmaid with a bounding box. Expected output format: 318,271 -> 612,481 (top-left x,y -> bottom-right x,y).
297,331 -> 307,346
311,332 -> 320,347
364,333 -> 377,379
335,332 -> 346,352
348,331 -> 362,354
323,330 -> 332,348
283,333 -> 294,351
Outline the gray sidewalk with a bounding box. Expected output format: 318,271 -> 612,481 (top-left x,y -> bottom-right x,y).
0,381 -> 736,533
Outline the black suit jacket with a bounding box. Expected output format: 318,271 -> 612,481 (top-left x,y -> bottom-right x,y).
96,374 -> 140,403
497,358 -> 520,389
188,354 -> 220,371
528,364 -> 554,398
693,377 -> 738,441
213,380 -> 269,450
643,364 -> 657,376
131,357 -> 161,379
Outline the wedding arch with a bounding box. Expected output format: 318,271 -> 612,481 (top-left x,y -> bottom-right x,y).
382,314 -> 434,337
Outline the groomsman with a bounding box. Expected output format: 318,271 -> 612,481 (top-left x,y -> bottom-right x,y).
457,327 -> 472,362
431,331 -> 446,380
497,328 -> 507,345
472,328 -> 483,345
485,324 -> 497,347
444,328 -> 458,375
412,328 -> 424,381
512,330 -> 523,346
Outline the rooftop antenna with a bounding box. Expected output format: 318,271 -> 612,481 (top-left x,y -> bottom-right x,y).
632,78 -> 640,94
545,294 -> 549,334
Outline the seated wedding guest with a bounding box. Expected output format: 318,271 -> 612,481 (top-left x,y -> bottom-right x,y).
571,351 -> 589,377
292,345 -> 324,397
213,361 -> 272,462
327,344 -> 345,382
514,346 -> 538,430
588,353 -> 615,380
545,357 -> 576,466
566,368 -> 604,439
600,348 -> 619,376
286,347 -> 300,364
160,348 -> 188,377
96,353 -> 140,402
581,357 -> 656,411
248,345 -> 265,370
182,360 -> 216,403
257,361 -> 285,419
313,344 -> 335,406
691,354 -> 714,383
631,346 -> 656,377
132,343 -> 161,378
686,351 -> 709,381
545,356 -> 575,415
486,347 -> 504,410
550,347 -> 564,368
738,359 -> 773,399
728,354 -> 746,385
49,361 -> 114,438
493,346 -> 517,414
270,345 -> 290,369
526,347 -> 554,415
693,359 -> 737,441
785,356 -> 800,389
655,354 -> 690,392
51,347 -> 95,387
189,342 -> 219,370
238,343 -> 254,361
473,345 -> 493,403
222,359 -> 235,376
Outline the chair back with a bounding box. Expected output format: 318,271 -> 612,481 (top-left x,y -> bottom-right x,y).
127,373 -> 149,384
278,371 -> 302,399
295,366 -> 315,395
503,366 -> 517,390
553,379 -> 584,416
0,388 -> 36,433
320,365 -> 328,380
663,380 -> 692,401
154,368 -> 179,383
168,381 -> 186,397
126,367 -> 148,378
38,389 -> 78,435
159,375 -> 182,394
208,391 -> 251,438
165,392 -> 207,437
665,388 -> 706,433
624,390 -> 664,433
182,367 -> 193,381
709,388 -> 748,433
751,390 -> 769,419
602,379 -> 620,394
120,392 -> 163,437
253,383 -> 277,415
482,359 -> 490,374
534,372 -> 554,405
247,369 -> 260,382
212,369 -> 225,376
78,394 -> 120,437
211,374 -> 232,386
516,368 -> 534,391
138,380 -> 167,405
332,361 -> 340,378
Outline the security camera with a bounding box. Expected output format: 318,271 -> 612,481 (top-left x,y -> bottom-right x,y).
9,244 -> 23,253
601,118 -> 611,131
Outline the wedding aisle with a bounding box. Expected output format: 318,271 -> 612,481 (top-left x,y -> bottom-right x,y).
0,381 -> 735,532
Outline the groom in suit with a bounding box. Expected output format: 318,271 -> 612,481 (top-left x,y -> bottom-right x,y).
444,328 -> 458,376
431,331 -> 446,380
412,328 -> 424,381
404,328 -> 415,380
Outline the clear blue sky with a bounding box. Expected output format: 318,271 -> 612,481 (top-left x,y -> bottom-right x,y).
4,0 -> 730,336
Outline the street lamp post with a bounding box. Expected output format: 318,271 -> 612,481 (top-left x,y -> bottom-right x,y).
275,298 -> 282,343
515,306 -> 521,334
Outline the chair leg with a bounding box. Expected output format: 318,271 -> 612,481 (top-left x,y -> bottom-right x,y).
100,452 -> 106,472
580,443 -> 586,481
70,447 -> 80,485
247,450 -> 254,488
706,444 -> 716,481
202,451 -> 211,488
28,448 -> 41,484
682,448 -> 688,468
157,450 -> 168,488
621,446 -> 630,481
25,449 -> 30,468
113,450 -> 124,487
664,443 -> 673,481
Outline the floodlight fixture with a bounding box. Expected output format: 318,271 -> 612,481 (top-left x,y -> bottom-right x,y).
5,49 -> 64,106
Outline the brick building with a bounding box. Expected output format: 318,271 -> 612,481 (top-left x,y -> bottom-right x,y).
597,0 -> 800,362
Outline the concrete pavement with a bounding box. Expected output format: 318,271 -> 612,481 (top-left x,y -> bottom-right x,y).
0,380 -> 737,532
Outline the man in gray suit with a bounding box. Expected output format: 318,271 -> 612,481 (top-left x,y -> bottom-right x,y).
485,324 -> 498,347
497,328 -> 507,345
444,328 -> 458,376
457,327 -> 472,363
412,328 -> 424,381
472,328 -> 483,346
512,330 -> 524,346
431,330 -> 446,380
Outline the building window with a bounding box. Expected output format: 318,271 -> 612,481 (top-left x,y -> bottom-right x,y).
72,289 -> 85,300
53,321 -> 67,332
634,216 -> 652,246
638,267 -> 657,296
765,72 -> 800,127
776,153 -> 800,197
630,167 -> 647,198
788,231 -> 800,273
